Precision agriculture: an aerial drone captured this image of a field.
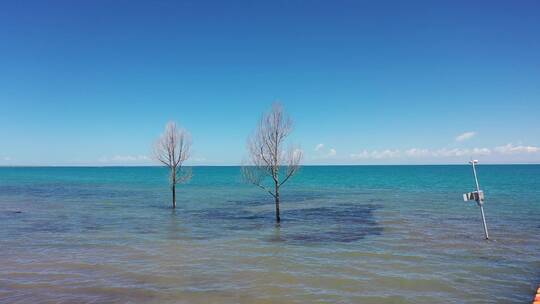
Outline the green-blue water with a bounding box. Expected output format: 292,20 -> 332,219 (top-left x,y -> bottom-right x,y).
1,165 -> 539,303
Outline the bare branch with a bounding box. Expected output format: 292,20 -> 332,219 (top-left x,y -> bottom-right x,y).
154,121 -> 192,170
241,165 -> 276,198
153,121 -> 192,208
279,146 -> 302,187
176,166 -> 192,184
241,102 -> 302,200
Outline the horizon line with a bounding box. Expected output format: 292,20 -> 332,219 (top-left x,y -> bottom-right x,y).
1,163 -> 539,168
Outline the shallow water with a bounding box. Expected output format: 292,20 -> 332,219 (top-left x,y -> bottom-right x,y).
1,165 -> 539,303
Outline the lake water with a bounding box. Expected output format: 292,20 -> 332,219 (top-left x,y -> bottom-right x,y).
1,165 -> 539,303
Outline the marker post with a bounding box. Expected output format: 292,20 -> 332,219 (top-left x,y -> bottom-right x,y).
463,160 -> 490,240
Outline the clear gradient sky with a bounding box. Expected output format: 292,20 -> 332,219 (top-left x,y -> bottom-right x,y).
1,0 -> 539,165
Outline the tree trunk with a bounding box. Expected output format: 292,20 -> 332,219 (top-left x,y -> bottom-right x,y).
172,183 -> 176,209
171,167 -> 177,209
274,184 -> 280,223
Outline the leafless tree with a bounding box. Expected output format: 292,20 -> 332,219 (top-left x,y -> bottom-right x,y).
242,103 -> 303,223
154,121 -> 192,208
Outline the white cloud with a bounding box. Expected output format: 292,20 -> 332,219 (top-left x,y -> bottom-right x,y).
405,148 -> 430,157
99,155 -> 150,163
351,147 -> 493,160
494,144 -> 540,154
433,148 -> 491,157
350,150 -> 370,159
455,131 -> 476,142
345,143 -> 539,163
2,156 -> 11,161
434,148 -> 467,157
350,149 -> 400,160
328,148 -> 337,157
471,148 -> 492,156
312,144 -> 336,159
376,149 -> 400,159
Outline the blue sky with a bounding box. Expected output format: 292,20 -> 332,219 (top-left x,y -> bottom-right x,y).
1,0 -> 539,165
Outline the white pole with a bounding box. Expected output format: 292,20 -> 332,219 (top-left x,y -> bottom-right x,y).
471,161 -> 489,240
471,161 -> 480,192
479,204 -> 489,240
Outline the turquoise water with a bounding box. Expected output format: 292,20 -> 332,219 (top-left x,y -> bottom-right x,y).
1,165 -> 539,303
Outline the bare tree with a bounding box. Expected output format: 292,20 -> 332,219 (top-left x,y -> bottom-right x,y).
242,103 -> 303,223
154,121 -> 192,208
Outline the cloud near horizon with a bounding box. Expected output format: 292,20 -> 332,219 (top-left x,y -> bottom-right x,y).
455,131 -> 476,142
312,143 -> 337,159
494,144 -> 540,154
328,148 -> 337,157
98,155 -> 151,163
350,143 -> 540,161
